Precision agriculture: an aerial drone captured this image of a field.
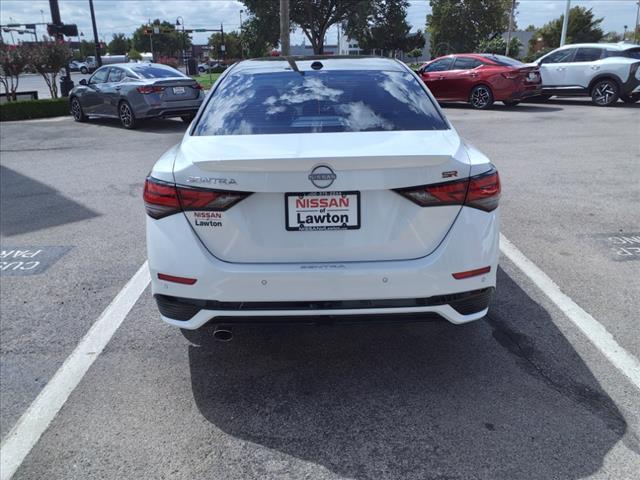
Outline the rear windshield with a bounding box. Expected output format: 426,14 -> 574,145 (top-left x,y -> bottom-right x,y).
482,54 -> 524,66
194,70 -> 447,136
129,65 -> 185,79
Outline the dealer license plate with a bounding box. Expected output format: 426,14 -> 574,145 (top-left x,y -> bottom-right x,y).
173,86 -> 185,95
285,191 -> 360,231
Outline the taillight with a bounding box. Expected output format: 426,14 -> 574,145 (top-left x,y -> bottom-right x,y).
501,71 -> 519,80
465,167 -> 501,211
136,85 -> 165,94
143,177 -> 252,219
394,178 -> 468,207
193,83 -> 203,90
394,166 -> 500,212
143,177 -> 180,219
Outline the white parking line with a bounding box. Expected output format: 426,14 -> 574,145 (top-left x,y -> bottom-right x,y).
500,234 -> 640,390
2,236 -> 639,479
0,262 -> 150,480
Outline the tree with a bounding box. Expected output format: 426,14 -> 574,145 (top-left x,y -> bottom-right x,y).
209,31 -> 242,60
345,0 -> 422,57
427,0 -> 512,57
131,20 -> 191,58
240,16 -> 278,58
76,40 -> 96,60
291,0 -> 362,54
24,41 -> 72,98
108,33 -> 131,55
0,44 -> 28,101
239,1 -> 280,57
406,47 -> 423,65
528,6 -> 603,55
242,0 -> 361,55
128,48 -> 142,61
478,36 -> 522,58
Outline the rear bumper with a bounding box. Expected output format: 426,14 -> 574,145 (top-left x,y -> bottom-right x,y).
142,106 -> 200,119
147,206 -> 500,329
155,288 -> 494,326
508,85 -> 542,100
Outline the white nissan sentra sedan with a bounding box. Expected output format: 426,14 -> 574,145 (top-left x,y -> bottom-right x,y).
144,56 -> 500,332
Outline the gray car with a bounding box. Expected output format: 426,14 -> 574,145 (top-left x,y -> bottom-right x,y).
69,63 -> 205,129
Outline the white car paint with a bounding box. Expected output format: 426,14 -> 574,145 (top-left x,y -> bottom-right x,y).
536,43 -> 640,104
145,57 -> 501,329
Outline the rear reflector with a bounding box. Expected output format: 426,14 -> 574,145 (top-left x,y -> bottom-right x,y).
157,273 -> 197,285
143,176 -> 253,219
452,266 -> 491,279
394,166 -> 500,212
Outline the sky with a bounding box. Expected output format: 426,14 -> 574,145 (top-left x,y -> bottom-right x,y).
0,0 -> 638,47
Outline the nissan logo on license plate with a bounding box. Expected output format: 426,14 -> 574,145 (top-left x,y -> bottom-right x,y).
308,165 -> 336,189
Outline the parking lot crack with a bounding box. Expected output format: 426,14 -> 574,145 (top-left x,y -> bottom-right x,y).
485,314 -> 638,451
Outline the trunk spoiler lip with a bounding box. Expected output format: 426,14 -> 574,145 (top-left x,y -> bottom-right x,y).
179,129 -> 462,169
187,155 -> 458,172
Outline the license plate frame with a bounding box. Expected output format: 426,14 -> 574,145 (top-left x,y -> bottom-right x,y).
173,86 -> 186,95
285,191 -> 361,232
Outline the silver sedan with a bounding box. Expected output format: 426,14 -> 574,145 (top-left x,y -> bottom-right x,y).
69,63 -> 205,129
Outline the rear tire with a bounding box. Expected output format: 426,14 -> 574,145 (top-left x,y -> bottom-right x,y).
590,79 -> 619,106
70,97 -> 87,122
80,67 -> 88,74
502,100 -> 520,107
118,101 -> 138,129
469,85 -> 494,109
620,93 -> 639,104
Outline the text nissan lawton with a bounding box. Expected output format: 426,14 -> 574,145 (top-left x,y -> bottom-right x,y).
144,56 -> 501,331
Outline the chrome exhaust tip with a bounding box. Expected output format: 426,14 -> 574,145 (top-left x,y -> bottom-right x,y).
212,327 -> 233,342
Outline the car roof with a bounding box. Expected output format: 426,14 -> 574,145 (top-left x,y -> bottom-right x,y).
97,62 -> 174,69
230,56 -> 407,74
555,42 -> 638,51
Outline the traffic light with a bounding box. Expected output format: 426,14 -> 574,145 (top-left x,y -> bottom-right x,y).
47,23 -> 78,37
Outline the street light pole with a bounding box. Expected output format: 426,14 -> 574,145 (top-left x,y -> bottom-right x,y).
560,0 -> 570,47
176,16 -> 185,69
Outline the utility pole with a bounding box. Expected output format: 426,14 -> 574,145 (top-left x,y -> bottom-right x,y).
560,0 -> 571,47
88,0 -> 101,67
635,1 -> 639,44
239,9 -> 244,58
280,0 -> 290,56
220,23 -> 226,61
49,0 -> 73,95
505,0 -> 516,56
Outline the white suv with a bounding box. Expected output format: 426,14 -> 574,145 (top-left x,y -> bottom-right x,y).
535,43 -> 640,106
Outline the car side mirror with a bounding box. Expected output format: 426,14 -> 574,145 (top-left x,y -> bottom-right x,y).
79,79 -> 87,86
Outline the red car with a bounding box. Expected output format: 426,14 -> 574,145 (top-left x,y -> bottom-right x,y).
417,54 -> 542,109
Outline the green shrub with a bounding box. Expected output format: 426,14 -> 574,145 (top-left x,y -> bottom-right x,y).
0,98 -> 69,121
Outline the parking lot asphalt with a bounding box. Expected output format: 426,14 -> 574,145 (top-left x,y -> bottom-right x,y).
1,98 -> 639,479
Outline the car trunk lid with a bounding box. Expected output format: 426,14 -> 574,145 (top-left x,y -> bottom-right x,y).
173,130 -> 471,263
